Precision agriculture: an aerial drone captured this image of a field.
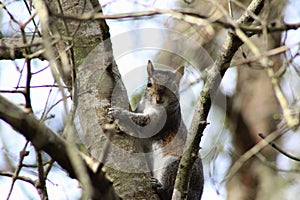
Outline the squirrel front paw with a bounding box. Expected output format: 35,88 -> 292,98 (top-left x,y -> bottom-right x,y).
108,106 -> 120,115
150,177 -> 163,190
108,106 -> 132,131
108,106 -> 127,119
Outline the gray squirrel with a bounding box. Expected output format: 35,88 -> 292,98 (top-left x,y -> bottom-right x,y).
109,60 -> 204,200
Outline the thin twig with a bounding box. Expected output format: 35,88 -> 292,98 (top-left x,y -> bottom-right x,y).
256,153 -> 300,173
49,8 -> 300,33
44,95 -> 71,119
259,133 -> 300,162
6,141 -> 29,200
0,90 -> 26,95
233,42 -> 300,66
16,85 -> 68,89
44,159 -> 55,179
217,0 -> 300,130
22,160 -> 53,168
225,125 -> 289,182
32,0 -> 69,116
23,0 -> 41,37
35,147 -> 48,199
0,171 -> 35,186
228,0 -> 233,18
32,65 -> 50,75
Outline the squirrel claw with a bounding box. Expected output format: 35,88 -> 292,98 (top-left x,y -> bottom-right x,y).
108,106 -> 122,116
150,177 -> 163,190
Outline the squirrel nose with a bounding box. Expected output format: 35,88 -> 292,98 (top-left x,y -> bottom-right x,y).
156,96 -> 162,103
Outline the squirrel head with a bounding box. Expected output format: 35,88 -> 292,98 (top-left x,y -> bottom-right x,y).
145,60 -> 184,106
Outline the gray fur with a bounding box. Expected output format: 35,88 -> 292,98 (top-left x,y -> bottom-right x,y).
109,60 -> 203,199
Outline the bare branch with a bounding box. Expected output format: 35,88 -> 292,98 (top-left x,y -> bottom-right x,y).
6,141 -> 29,200
259,133 -> 300,162
0,94 -> 120,200
35,148 -> 48,199
0,171 -> 35,186
233,42 -> 300,66
49,8 -> 300,34
0,10 -> 298,61
0,90 -> 26,95
227,2 -> 300,130
172,0 -> 266,199
225,126 -> 289,182
0,37 -> 43,59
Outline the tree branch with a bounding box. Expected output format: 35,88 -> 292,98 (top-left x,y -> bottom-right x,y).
0,94 -> 120,200
0,37 -> 43,59
259,133 -> 300,162
1,9 -> 298,61
172,0 -> 266,199
0,171 -> 35,186
6,141 -> 29,199
49,8 -> 300,34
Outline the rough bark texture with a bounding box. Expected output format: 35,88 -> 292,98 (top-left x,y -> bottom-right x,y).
53,0 -> 160,199
42,0 -> 159,199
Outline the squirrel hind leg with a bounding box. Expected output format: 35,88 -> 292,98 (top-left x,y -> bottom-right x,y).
187,157 -> 204,200
150,156 -> 204,200
150,177 -> 171,200
151,156 -> 180,199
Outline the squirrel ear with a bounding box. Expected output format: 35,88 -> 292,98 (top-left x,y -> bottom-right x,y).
174,66 -> 184,83
147,60 -> 155,76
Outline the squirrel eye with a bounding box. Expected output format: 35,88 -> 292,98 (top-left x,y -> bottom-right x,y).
147,81 -> 152,87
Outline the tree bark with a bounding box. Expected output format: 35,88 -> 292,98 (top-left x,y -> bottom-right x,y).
35,0 -> 158,199
48,0 -> 160,199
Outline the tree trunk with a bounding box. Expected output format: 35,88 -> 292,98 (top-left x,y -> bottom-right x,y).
45,0 -> 159,199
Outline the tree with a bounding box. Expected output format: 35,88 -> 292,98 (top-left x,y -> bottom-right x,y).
0,0 -> 300,199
